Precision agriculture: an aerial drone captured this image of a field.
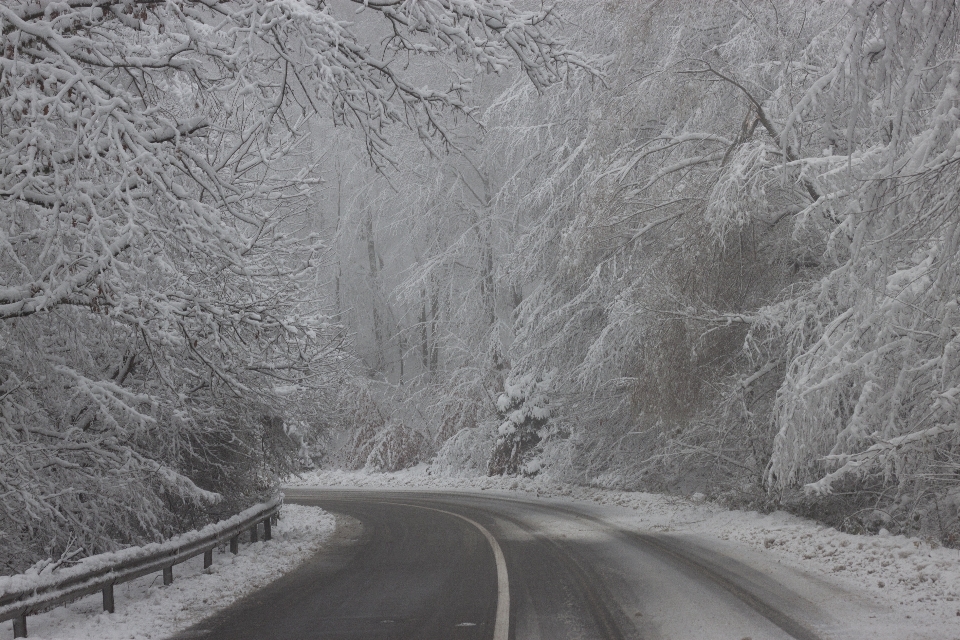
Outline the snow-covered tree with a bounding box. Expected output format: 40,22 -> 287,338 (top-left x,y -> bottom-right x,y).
494,0 -> 960,537
488,371 -> 551,475
0,0 -> 593,570
757,0 -> 960,515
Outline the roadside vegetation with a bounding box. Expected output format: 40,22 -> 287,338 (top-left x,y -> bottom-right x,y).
4,0 -> 960,576
325,0 -> 960,547
0,0 -> 591,573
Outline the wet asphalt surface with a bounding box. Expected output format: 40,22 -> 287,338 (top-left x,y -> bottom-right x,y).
171,489 -> 834,640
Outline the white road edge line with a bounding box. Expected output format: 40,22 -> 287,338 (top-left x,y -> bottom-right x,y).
392,502 -> 510,640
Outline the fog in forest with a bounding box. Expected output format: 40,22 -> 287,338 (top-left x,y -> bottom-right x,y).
3,0 -> 960,575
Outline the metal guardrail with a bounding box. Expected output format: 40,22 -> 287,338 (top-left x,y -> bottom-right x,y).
0,496 -> 283,638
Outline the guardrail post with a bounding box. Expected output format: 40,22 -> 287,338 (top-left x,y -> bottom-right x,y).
102,583 -> 115,613
0,498 -> 280,634
12,615 -> 26,638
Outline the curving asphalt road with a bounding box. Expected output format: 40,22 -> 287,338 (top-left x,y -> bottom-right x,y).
172,489 -> 855,640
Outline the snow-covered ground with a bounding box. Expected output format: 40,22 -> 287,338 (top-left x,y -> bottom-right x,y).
288,469 -> 960,639
4,505 -> 335,640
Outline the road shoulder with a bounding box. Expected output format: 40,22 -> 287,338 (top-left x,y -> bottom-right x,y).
7,505 -> 336,640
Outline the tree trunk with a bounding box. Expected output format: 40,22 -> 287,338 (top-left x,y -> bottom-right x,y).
365,209 -> 387,375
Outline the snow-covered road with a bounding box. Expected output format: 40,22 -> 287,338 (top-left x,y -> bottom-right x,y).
12,474 -> 958,639
274,489 -> 910,640
170,485 -> 954,640
283,472 -> 960,640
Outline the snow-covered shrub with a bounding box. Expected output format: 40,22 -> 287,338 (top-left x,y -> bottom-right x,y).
0,308 -> 333,573
488,372 -> 553,476
431,421 -> 498,477
335,380 -> 432,472
523,422 -> 575,480
281,419 -> 327,470
364,422 -> 432,472
435,396 -> 479,447
339,383 -> 388,470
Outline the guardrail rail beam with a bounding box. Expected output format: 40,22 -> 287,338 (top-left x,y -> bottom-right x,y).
1,496 -> 282,638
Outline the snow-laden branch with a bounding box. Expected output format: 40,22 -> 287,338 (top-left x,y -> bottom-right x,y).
1,0 -> 596,572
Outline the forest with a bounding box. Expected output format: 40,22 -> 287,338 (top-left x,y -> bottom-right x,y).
3,0 -> 960,575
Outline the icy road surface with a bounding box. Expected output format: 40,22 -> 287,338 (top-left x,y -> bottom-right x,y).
173,488 -> 930,640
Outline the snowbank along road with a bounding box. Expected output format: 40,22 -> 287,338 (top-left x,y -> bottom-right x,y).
172,488 -> 920,640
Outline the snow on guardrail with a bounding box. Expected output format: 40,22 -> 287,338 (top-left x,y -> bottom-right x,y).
0,495 -> 282,638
